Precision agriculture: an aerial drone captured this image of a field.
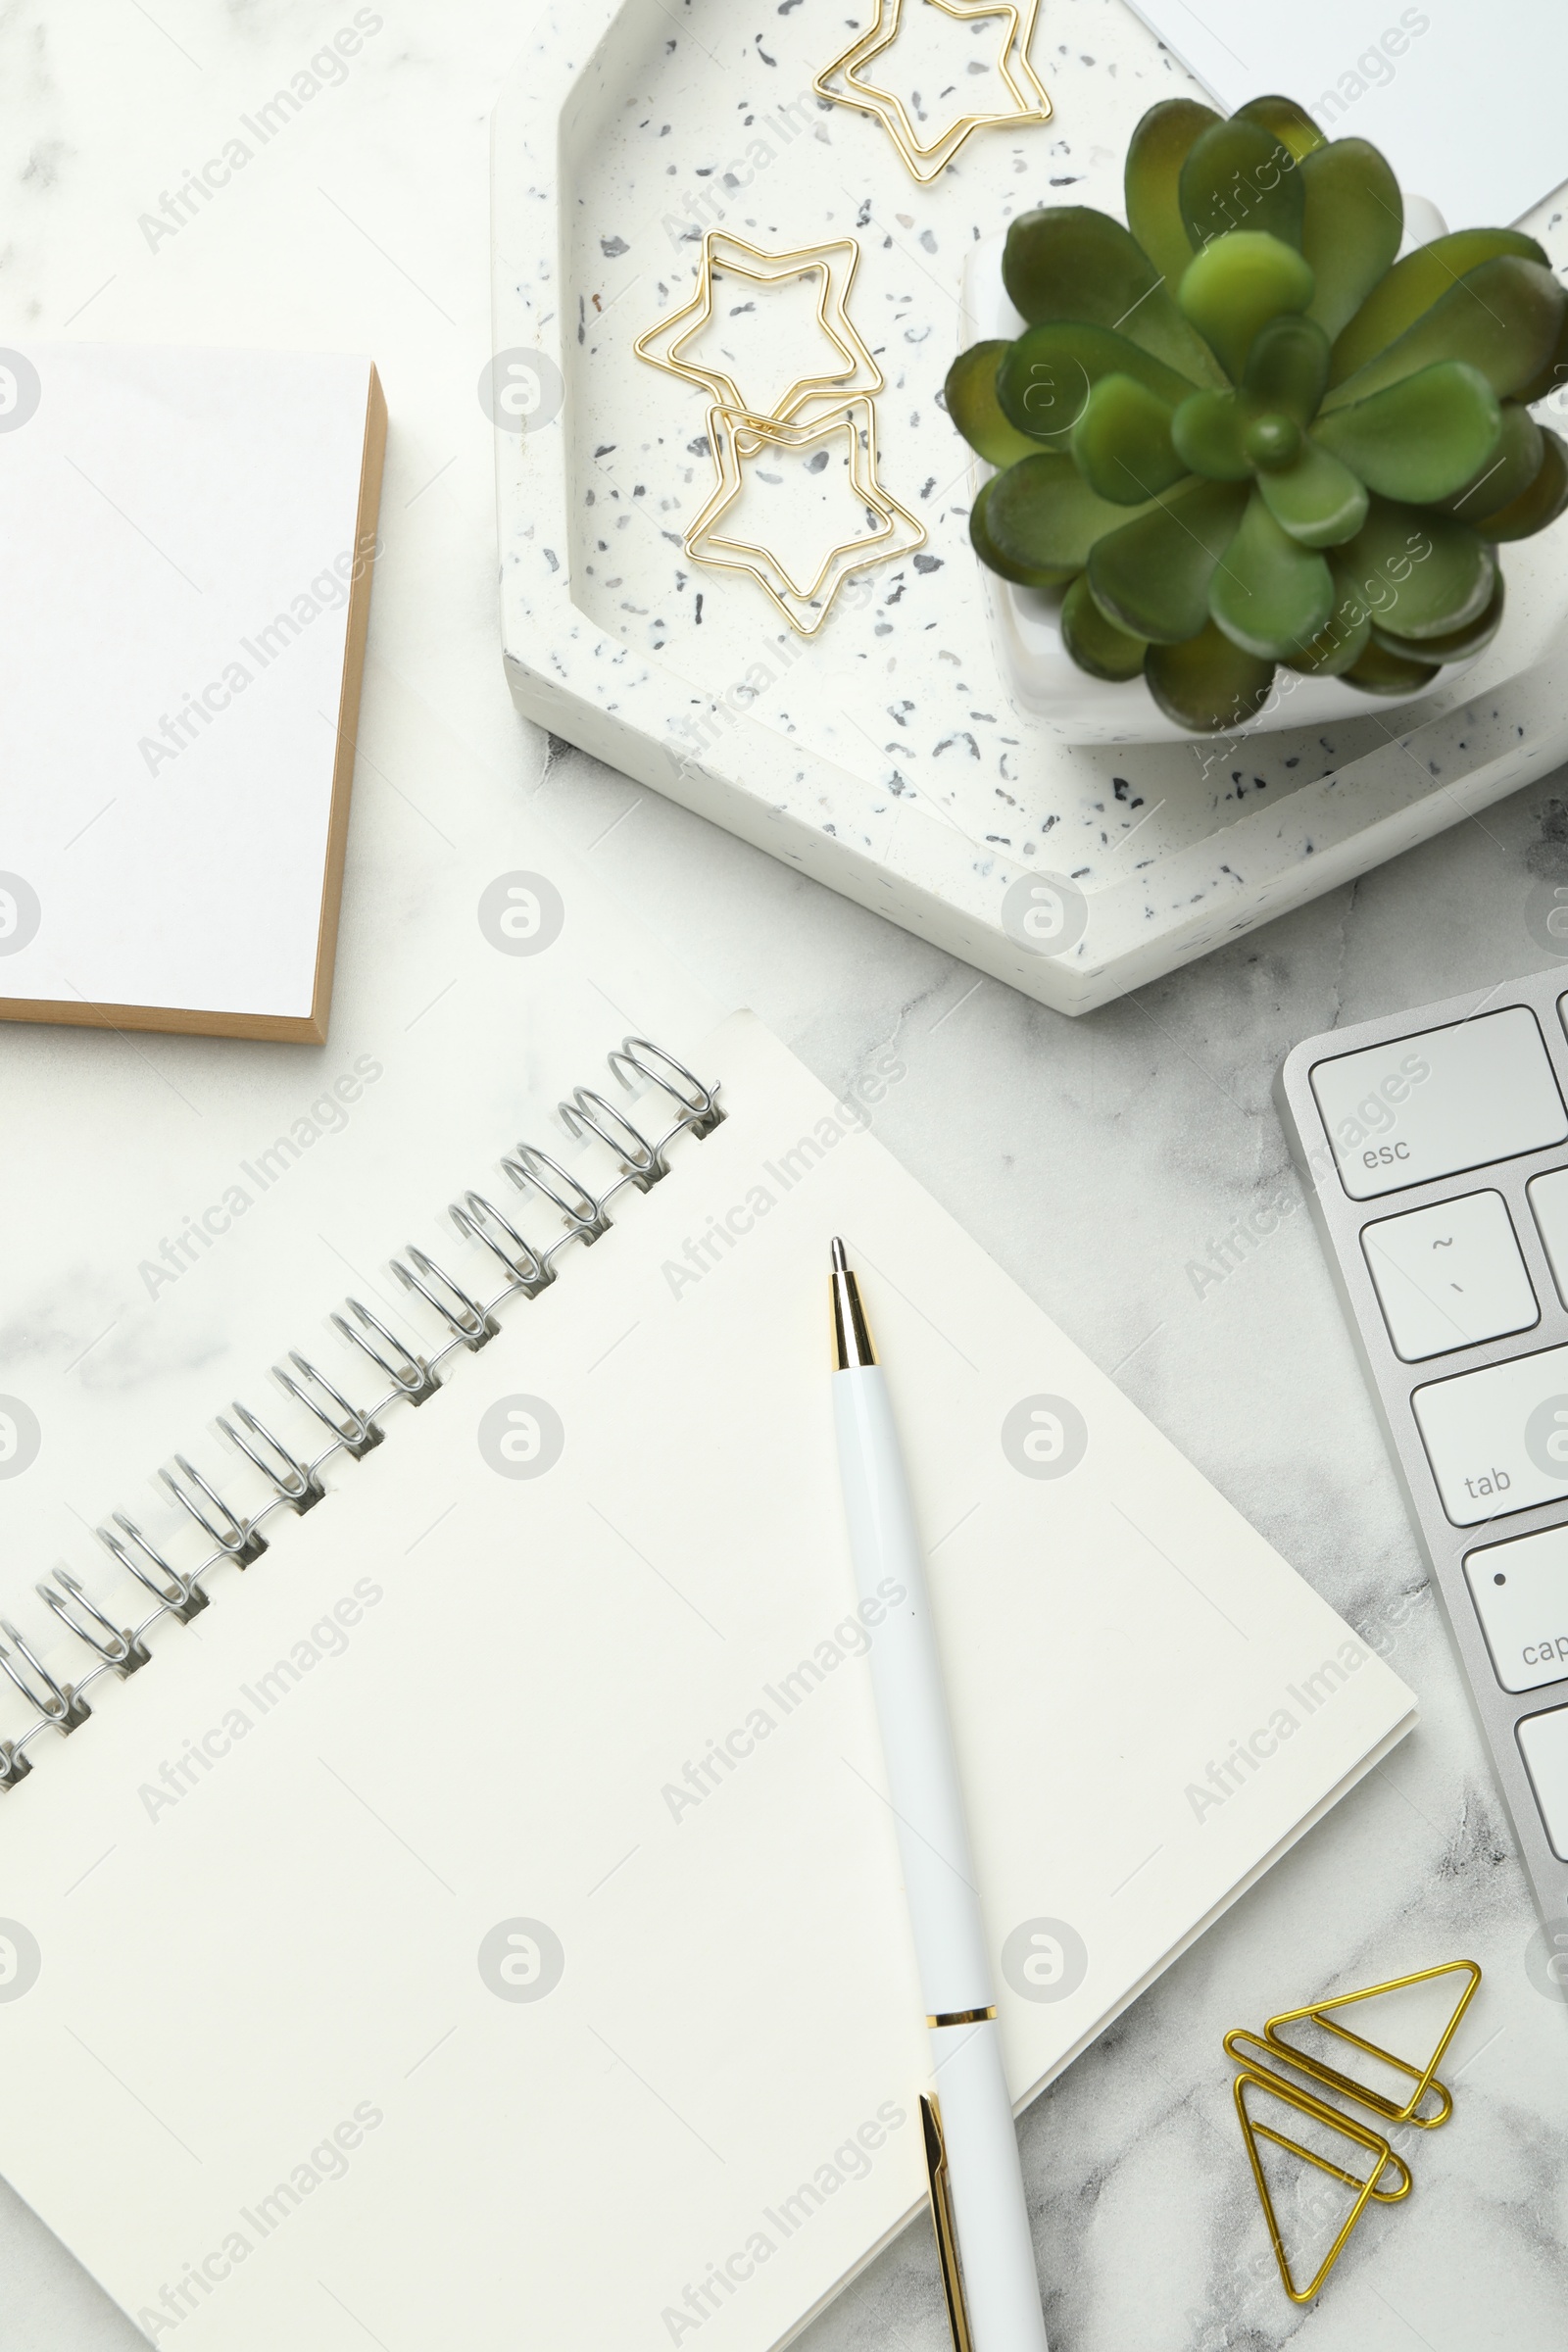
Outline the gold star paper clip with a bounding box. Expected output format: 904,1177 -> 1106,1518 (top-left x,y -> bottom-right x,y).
684,397 -> 925,638
634,230 -> 883,425
814,0 -> 1052,184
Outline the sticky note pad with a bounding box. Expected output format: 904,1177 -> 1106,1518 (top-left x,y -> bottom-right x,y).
0,345 -> 385,1040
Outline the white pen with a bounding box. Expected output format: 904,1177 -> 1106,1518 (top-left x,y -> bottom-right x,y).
828,1239 -> 1049,2352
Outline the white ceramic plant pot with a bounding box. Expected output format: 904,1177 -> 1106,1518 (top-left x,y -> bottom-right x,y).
960,199 -> 1488,746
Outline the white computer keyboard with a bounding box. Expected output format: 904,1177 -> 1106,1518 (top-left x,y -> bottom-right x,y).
1278,975 -> 1568,1934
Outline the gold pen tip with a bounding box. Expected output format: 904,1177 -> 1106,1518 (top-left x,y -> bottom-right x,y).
830,1240 -> 875,1366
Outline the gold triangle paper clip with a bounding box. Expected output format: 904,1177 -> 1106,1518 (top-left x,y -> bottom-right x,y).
814,0 -> 1053,186
1261,1958 -> 1481,2130
1228,2043 -> 1411,2306
634,230 -> 884,427
1223,1960 -> 1482,2305
683,396 -> 926,638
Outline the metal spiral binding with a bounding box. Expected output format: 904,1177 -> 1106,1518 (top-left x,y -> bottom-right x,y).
98,1513 -> 211,1623
0,1038 -> 721,1793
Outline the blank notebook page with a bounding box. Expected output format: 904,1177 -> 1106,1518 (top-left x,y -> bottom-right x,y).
0,344 -> 378,1032
0,1013 -> 1414,2351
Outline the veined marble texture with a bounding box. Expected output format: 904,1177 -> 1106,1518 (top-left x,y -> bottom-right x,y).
0,5 -> 1566,2352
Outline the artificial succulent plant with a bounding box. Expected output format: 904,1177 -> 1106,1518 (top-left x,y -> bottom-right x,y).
947,93 -> 1568,731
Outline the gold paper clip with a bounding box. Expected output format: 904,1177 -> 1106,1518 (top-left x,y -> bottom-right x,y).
684,397 -> 926,637
920,2094 -> 975,2352
637,232 -> 916,634
1261,1958 -> 1481,2129
814,0 -> 1052,185
1223,1960 -> 1481,2307
634,230 -> 883,425
1231,2061 -> 1410,2305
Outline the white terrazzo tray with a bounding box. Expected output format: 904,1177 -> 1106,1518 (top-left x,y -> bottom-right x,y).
490,0 -> 1568,1014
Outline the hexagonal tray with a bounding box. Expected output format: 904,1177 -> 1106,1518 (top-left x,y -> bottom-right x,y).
491,0 -> 1568,1012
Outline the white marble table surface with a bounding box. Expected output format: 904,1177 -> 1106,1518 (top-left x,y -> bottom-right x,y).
1,4 -> 1565,2349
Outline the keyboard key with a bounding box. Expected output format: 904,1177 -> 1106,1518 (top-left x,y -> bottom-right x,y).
1361,1191 -> 1537,1361
1527,1167 -> 1568,1308
1463,1527 -> 1568,1691
1517,1705 -> 1568,1860
1310,1007 -> 1567,1200
1411,1343 -> 1568,1525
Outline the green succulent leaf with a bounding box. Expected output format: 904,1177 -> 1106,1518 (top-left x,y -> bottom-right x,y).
1329,227 -> 1548,385
1000,208 -> 1223,385
996,323 -> 1196,448
1337,495 -> 1496,641
1178,117 -> 1305,254
1372,573 -> 1505,663
1124,98 -> 1220,297
984,452 -> 1155,576
1087,477 -> 1250,643
1070,373 -> 1185,504
1145,621 -> 1277,731
945,342 -> 1040,467
1470,425 -> 1568,541
1170,389 -> 1252,479
1323,256 -> 1566,410
1344,639 -> 1443,696
968,474 -> 1075,586
1243,313 -> 1331,424
1281,585 -> 1373,675
1439,400 -> 1542,519
1313,362 -> 1502,502
1256,440 -> 1368,546
1208,489 -> 1335,659
1298,138 -> 1403,343
1060,573 -> 1149,679
1179,232 -> 1315,385
1235,94 -> 1327,162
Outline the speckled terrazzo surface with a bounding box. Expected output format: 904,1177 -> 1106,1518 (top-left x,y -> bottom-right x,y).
495,0 -> 1568,1006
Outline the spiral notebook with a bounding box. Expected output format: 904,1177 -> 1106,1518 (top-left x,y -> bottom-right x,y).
0,1010 -> 1415,2350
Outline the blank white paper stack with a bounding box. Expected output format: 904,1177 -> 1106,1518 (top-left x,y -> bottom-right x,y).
0,344 -> 385,1041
